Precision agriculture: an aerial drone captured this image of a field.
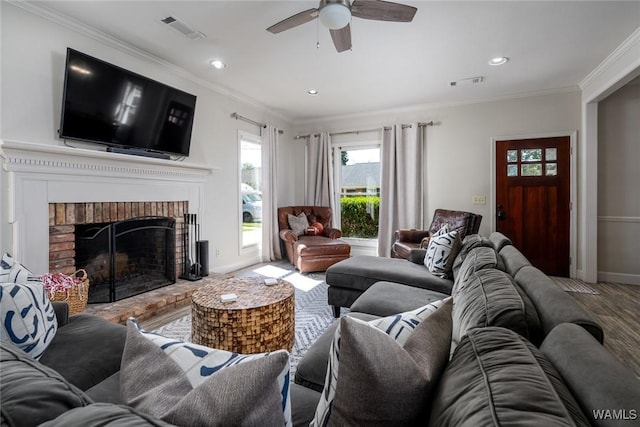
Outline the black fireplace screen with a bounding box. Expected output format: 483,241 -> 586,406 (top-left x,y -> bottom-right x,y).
75,217 -> 176,303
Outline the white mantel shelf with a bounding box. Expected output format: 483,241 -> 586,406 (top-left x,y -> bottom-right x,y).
0,140 -> 212,181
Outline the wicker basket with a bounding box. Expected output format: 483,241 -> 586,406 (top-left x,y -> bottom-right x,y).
48,269 -> 89,315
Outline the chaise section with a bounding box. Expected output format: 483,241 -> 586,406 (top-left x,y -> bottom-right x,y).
326,255 -> 453,315
349,281 -> 449,317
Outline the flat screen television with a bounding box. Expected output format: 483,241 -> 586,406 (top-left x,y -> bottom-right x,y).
59,48 -> 196,157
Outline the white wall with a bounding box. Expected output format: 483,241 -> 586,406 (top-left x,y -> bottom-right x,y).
0,2 -> 296,273
597,79 -> 640,284
295,91 -> 581,239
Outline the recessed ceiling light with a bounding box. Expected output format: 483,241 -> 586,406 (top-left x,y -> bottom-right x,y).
209,59 -> 226,69
488,57 -> 509,66
307,89 -> 319,96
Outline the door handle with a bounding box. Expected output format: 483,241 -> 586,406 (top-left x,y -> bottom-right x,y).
497,205 -> 506,220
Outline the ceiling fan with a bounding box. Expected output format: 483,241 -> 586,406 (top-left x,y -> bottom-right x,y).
266,0 -> 418,53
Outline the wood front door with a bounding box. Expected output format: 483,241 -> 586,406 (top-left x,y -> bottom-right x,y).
495,136 -> 570,277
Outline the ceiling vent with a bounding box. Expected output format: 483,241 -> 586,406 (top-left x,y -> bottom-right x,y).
161,16 -> 206,40
449,76 -> 484,87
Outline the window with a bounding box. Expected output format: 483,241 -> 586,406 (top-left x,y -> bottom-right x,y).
506,147 -> 558,177
332,144 -> 380,240
239,133 -> 262,250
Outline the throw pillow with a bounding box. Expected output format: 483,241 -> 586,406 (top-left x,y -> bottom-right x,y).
424,228 -> 462,279
120,319 -> 292,427
311,298 -> 453,426
0,256 -> 58,360
311,222 -> 324,235
287,212 -> 309,236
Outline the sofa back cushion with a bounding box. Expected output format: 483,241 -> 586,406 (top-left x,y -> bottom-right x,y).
515,266 -> 603,343
540,323 -> 640,426
0,340 -> 92,427
451,234 -> 493,279
499,244 -> 532,277
452,268 -> 542,350
452,246 -> 500,295
430,327 -> 590,426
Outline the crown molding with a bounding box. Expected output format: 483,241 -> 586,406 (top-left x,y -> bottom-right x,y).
9,1 -> 292,124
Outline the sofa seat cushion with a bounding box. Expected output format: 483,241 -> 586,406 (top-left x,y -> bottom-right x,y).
1,340 -> 92,427
452,268 -> 542,350
326,255 -> 453,295
39,313 -> 126,391
295,236 -> 350,257
85,372 -> 122,405
290,383 -> 322,427
350,281 -> 449,317
430,327 -> 590,426
295,312 -> 379,392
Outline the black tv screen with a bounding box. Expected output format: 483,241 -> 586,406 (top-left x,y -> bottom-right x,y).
59,48 -> 196,156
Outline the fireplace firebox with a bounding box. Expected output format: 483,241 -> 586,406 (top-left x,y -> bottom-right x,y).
75,217 -> 176,303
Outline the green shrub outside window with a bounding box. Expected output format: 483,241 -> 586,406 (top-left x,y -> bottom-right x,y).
340,196 -> 379,238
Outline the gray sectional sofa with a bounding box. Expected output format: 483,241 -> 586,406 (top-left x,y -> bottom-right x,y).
290,232 -> 640,425
2,232 -> 639,426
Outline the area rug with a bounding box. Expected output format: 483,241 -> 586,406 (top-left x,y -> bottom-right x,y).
152,262 -> 340,376
552,276 -> 600,295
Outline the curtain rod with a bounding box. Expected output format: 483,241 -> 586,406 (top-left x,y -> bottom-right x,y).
294,121 -> 434,140
231,112 -> 284,134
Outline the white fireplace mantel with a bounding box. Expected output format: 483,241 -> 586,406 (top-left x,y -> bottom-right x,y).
1,139 -> 212,274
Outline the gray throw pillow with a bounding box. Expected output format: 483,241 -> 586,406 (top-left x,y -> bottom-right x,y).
311,298 -> 453,426
287,212 -> 309,236
120,319 -> 291,427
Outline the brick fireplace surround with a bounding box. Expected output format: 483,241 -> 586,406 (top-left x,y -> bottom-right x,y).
48,200 -> 188,277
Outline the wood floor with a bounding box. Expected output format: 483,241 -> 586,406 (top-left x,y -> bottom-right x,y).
569,281 -> 640,379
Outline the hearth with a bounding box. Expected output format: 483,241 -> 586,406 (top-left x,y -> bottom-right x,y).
75,217 -> 176,303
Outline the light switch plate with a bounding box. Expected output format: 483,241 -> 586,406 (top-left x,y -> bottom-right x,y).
472,195 -> 486,205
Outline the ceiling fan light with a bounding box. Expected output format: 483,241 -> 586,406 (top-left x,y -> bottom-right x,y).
319,3 -> 351,30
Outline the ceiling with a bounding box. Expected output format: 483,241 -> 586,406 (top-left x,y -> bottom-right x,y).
30,1 -> 640,123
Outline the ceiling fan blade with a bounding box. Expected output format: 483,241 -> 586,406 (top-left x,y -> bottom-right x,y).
267,8 -> 319,34
351,0 -> 417,22
330,24 -> 352,53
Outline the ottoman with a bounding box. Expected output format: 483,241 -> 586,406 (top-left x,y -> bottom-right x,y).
325,255 -> 453,317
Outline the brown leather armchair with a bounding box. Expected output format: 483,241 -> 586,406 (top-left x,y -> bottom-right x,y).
277,206 -> 351,273
391,209 -> 482,259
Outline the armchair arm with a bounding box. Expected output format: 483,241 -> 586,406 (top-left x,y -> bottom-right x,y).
396,229 -> 431,243
323,228 -> 343,239
279,229 -> 298,242
52,302 -> 70,327
420,236 -> 431,249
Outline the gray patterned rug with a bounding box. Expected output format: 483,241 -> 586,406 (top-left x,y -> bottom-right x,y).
152,262 -> 341,376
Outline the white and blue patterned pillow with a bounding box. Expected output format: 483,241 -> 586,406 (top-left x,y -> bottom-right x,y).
121,319 -> 292,426
311,298 -> 451,426
424,228 -> 461,279
0,254 -> 58,360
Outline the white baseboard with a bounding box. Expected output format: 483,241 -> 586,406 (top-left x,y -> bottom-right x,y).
597,271 -> 640,286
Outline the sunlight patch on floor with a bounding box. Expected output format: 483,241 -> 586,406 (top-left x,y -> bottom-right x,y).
284,273 -> 323,292
252,265 -> 291,278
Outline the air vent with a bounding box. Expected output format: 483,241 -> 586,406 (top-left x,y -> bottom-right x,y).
161,16 -> 206,40
449,76 -> 484,87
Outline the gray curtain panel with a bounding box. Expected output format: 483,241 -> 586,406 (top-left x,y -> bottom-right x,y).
305,132 -> 337,226
378,124 -> 424,257
261,124 -> 282,261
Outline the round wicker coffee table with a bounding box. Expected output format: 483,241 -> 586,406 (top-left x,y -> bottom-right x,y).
191,276 -> 295,354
